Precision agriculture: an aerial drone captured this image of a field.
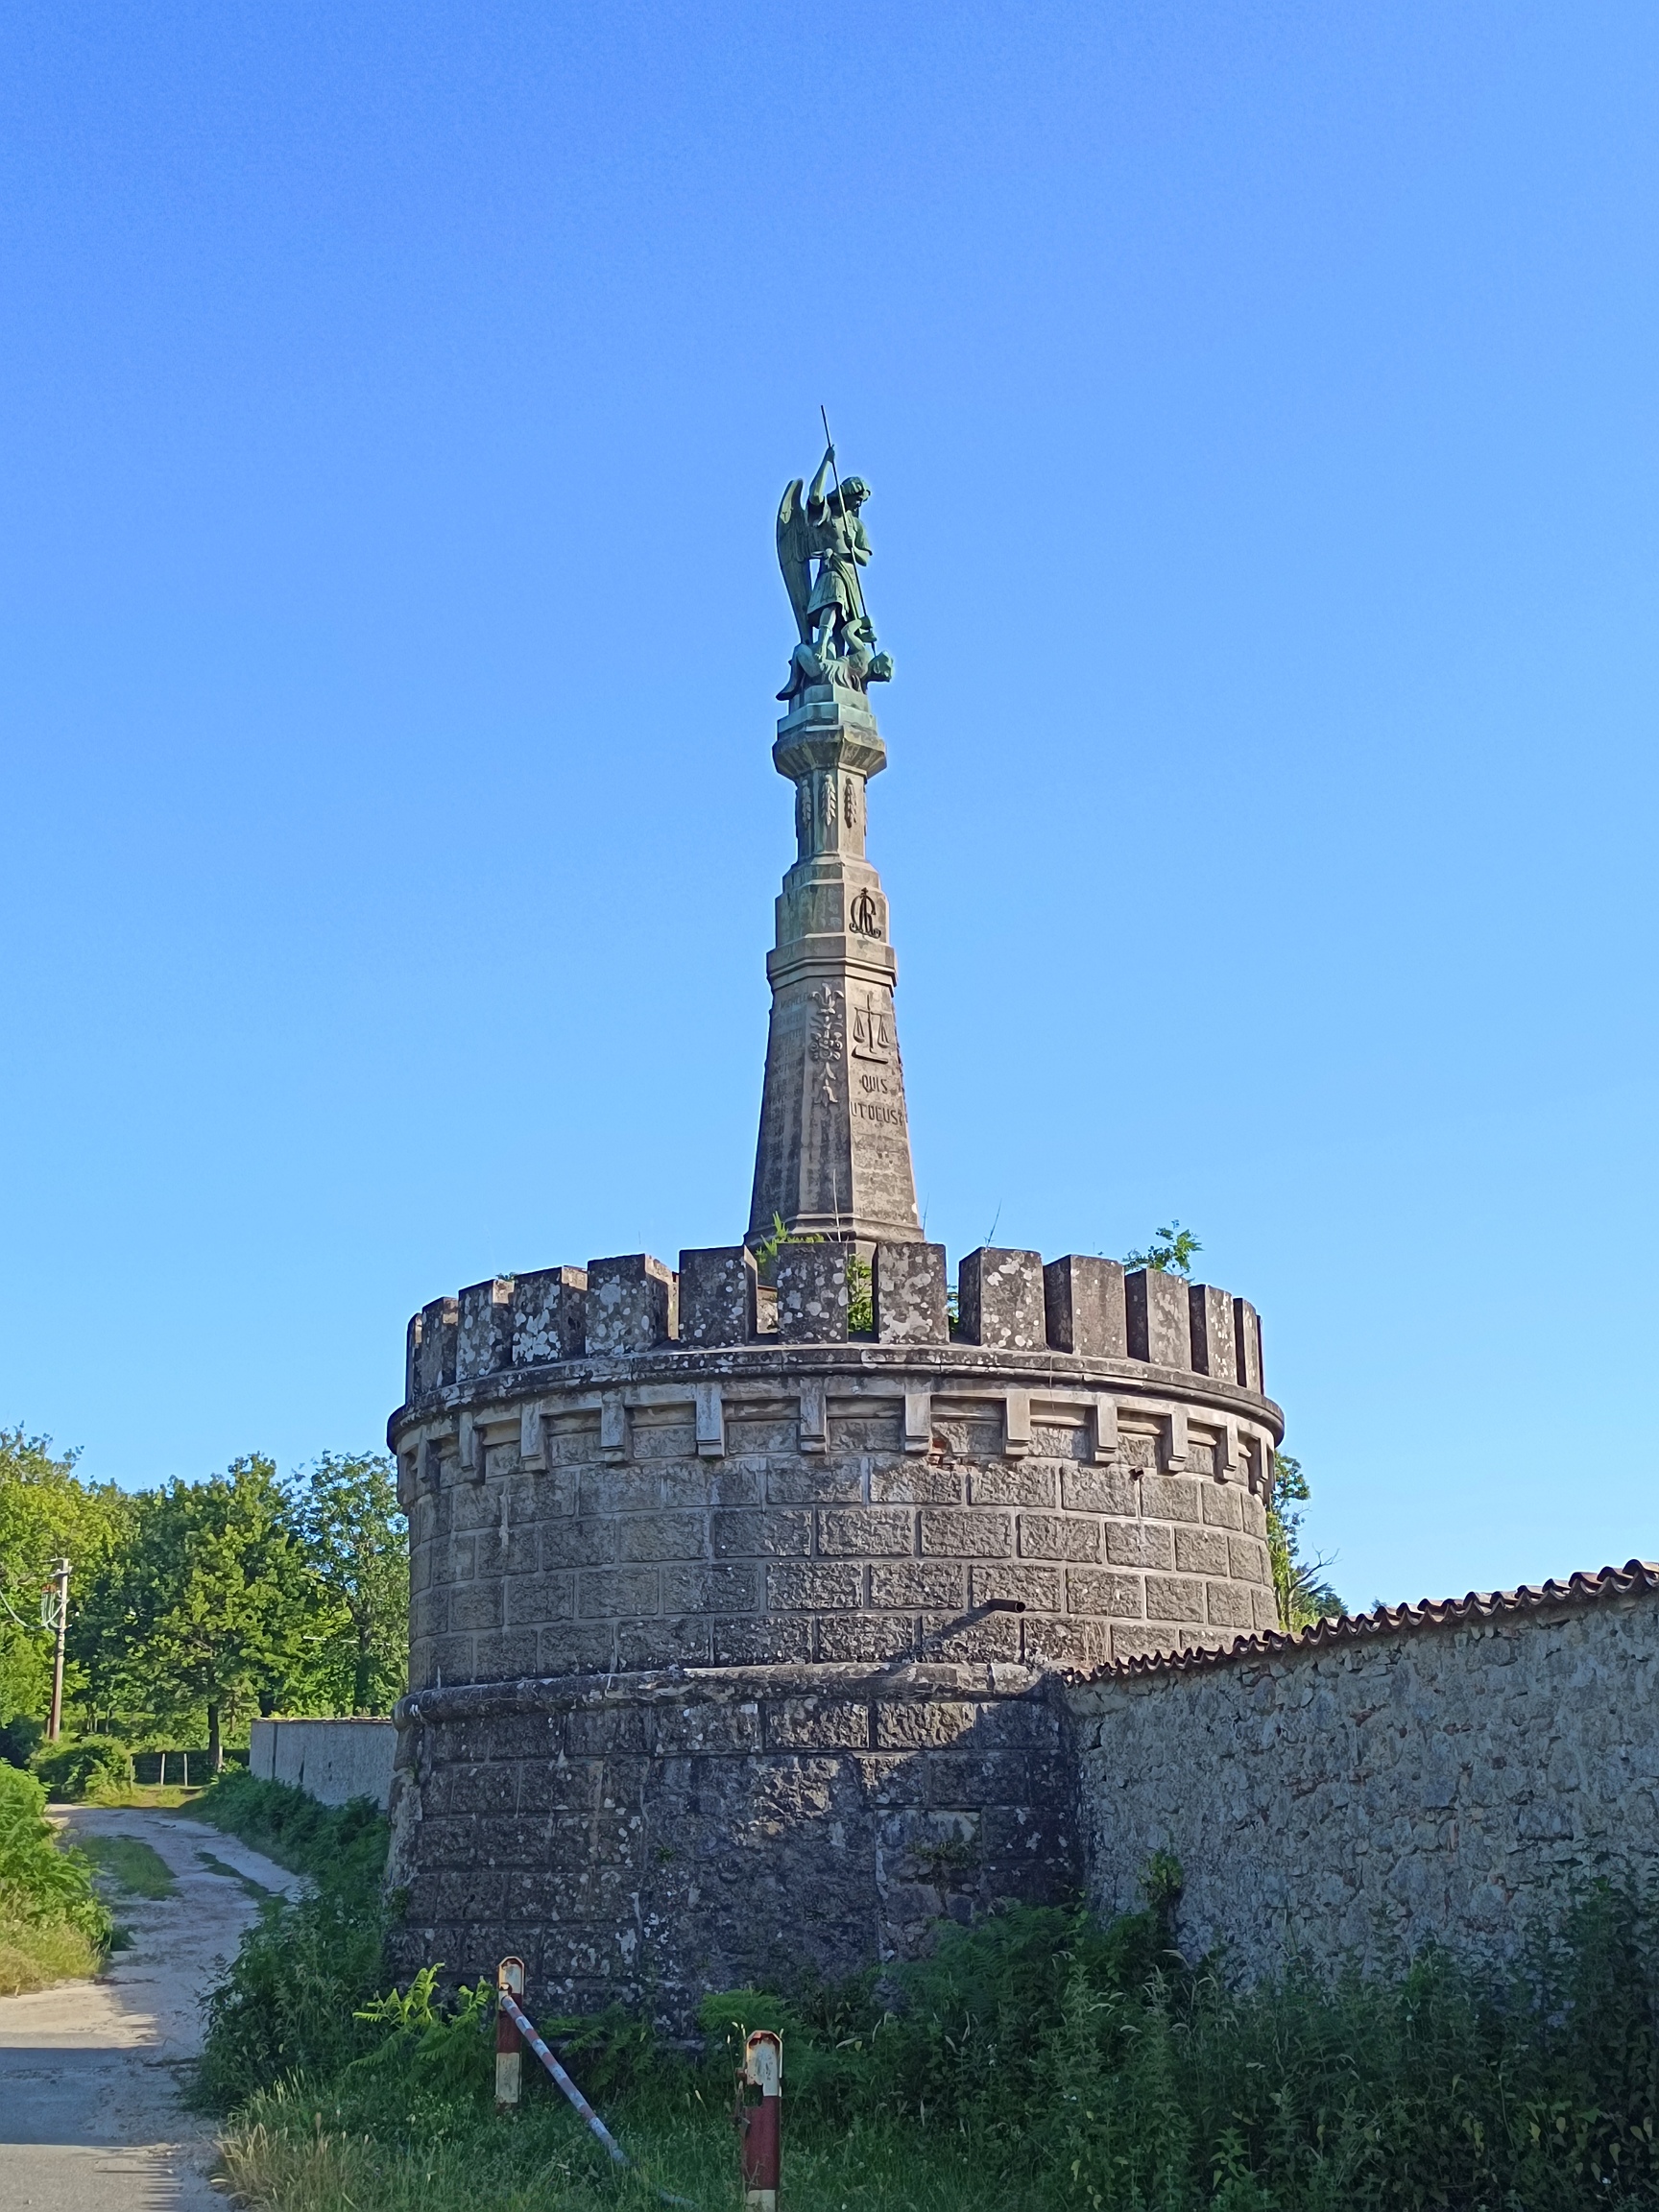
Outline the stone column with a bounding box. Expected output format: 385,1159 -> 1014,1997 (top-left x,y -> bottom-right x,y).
747,684 -> 921,1248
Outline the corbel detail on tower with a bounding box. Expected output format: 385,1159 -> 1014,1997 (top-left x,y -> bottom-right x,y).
694,1382 -> 726,1458
902,1386 -> 932,1455
1162,1404 -> 1190,1473
1002,1387 -> 1032,1459
1093,1397 -> 1119,1464
798,1379 -> 828,1455
520,1401 -> 546,1471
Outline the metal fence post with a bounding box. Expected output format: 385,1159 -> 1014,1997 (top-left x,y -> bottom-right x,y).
495,1955 -> 525,2109
737,2028 -> 782,2208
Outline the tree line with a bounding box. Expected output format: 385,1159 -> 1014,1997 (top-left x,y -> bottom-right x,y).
0,1428 -> 406,1768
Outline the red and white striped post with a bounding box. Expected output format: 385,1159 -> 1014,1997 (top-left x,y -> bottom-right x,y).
494,1956 -> 525,2109
737,2029 -> 782,2208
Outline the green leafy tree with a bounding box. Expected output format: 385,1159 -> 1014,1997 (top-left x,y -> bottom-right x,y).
73,1456 -> 322,1768
294,1453 -> 408,1715
1266,1449 -> 1345,1631
0,1430 -> 127,1736
1121,1222 -> 1203,1277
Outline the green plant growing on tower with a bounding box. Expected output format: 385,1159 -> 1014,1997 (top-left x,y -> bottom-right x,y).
845,1252 -> 874,1333
1121,1222 -> 1203,1277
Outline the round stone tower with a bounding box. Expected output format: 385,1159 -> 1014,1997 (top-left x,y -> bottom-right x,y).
387,498 -> 1285,2030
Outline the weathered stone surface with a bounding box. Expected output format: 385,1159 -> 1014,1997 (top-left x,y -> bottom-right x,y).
1233,1297 -> 1264,1392
775,1244 -> 849,1341
1124,1268 -> 1191,1368
677,1246 -> 757,1346
417,1298 -> 459,1398
1068,1586 -> 1659,1981
957,1248 -> 1046,1350
392,1317 -> 1283,2019
586,1255 -> 676,1354
874,1240 -> 949,1345
512,1267 -> 589,1365
1043,1256 -> 1127,1358
388,1663 -> 1077,2030
1187,1285 -> 1238,1383
457,1279 -> 514,1382
749,687 -> 921,1248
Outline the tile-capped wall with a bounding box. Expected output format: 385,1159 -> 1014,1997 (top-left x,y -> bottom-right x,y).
1067,1582 -> 1659,1983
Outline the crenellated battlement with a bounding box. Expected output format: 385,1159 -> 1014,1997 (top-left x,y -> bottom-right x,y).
399,1241 -> 1267,1412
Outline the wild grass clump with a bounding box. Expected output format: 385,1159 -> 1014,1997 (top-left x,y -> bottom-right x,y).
193,1772 -> 394,2111
190,1769 -> 390,1892
79,1831 -> 178,1900
0,1762 -> 112,1992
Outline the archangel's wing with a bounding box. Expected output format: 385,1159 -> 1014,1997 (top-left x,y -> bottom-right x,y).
776,479 -> 814,642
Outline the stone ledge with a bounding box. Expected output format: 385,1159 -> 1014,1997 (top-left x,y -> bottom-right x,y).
396,1657 -> 1051,1731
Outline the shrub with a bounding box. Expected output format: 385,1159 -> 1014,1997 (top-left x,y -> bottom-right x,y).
192,1772 -> 394,2111
190,1769 -> 388,1897
0,1763 -> 111,1993
0,1712 -> 43,1768
32,1736 -> 133,1804
0,1764 -> 110,1941
195,1878 -> 391,2110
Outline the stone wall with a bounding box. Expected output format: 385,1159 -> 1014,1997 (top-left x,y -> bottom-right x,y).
388,1662 -> 1074,2024
1065,1565 -> 1659,1979
249,1717 -> 397,1809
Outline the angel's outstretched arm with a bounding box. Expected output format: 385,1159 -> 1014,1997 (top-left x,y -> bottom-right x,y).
807,444 -> 835,508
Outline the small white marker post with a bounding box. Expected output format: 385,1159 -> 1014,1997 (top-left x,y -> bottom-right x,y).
495,1955 -> 525,2109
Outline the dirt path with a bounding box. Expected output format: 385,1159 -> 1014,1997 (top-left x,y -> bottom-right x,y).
0,1808 -> 304,2212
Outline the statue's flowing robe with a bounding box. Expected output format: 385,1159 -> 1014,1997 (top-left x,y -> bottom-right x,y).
807,513 -> 869,623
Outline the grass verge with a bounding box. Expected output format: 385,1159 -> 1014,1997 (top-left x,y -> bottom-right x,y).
0,1764 -> 112,1994
197,1848 -> 276,1902
0,1910 -> 105,1996
189,1769 -> 388,1891
190,1774 -> 392,2112
79,1832 -> 178,1900
205,1855 -> 1659,2211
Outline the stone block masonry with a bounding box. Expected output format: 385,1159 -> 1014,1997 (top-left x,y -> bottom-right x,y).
390,1663 -> 1075,2025
1064,1563 -> 1659,1981
390,1235 -> 1284,2028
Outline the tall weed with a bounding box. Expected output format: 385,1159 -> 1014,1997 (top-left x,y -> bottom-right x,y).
0,1764 -> 110,1945
193,1773 -> 394,2110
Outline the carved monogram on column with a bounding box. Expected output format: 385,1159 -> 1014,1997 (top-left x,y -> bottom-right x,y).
849,887 -> 880,938
809,984 -> 845,1102
851,989 -> 893,1061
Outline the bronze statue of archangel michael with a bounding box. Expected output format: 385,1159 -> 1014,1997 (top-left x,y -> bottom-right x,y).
776,439 -> 894,702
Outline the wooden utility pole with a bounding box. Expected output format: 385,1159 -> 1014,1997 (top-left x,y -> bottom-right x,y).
45,1559 -> 70,1743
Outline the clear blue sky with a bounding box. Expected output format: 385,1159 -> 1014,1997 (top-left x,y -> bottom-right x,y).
3,3 -> 1654,1610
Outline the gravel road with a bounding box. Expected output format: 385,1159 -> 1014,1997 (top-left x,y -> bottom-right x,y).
0,1807 -> 303,2212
